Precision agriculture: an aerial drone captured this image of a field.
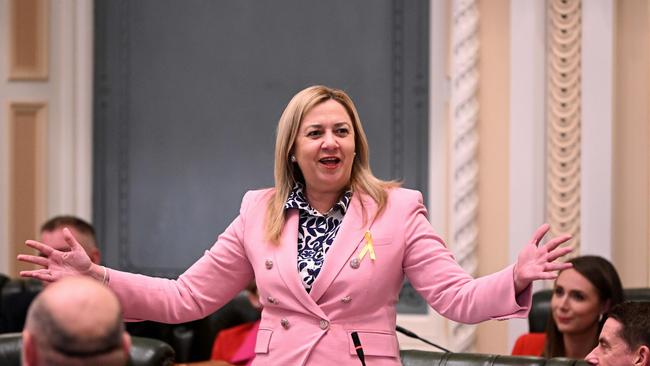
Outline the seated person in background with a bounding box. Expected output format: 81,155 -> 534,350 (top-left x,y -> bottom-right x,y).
38,215 -> 101,264
0,215 -> 101,333
586,301 -> 650,366
211,281 -> 262,366
22,276 -> 131,366
512,255 -> 624,358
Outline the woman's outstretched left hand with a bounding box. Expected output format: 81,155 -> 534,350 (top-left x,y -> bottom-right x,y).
513,223 -> 573,294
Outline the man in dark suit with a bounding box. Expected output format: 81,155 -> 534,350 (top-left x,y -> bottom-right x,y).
0,216 -> 100,333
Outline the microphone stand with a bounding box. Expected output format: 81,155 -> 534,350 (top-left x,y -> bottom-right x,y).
396,325 -> 452,353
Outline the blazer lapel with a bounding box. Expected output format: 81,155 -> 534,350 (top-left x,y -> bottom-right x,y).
308,193 -> 378,303
274,209 -> 327,319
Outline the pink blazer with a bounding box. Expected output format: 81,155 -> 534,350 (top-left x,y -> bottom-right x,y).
108,188 -> 531,365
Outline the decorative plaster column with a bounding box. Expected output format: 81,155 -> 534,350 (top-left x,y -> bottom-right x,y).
546,0 -> 582,254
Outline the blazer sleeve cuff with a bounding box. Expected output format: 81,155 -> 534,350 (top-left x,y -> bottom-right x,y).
491,263 -> 532,320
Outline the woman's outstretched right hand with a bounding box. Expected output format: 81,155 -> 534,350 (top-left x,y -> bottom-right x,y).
17,227 -> 100,284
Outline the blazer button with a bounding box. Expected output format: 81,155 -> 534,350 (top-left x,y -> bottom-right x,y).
267,296 -> 279,305
349,258 -> 360,269
281,318 -> 290,329
265,259 -> 273,269
319,319 -> 330,330
341,296 -> 351,304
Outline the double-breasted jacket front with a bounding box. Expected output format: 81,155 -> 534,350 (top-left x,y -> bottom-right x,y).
109,187 -> 531,365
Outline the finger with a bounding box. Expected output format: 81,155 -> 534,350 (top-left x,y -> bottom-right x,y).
17,254 -> 49,267
63,227 -> 85,251
530,223 -> 551,247
20,269 -> 52,282
539,272 -> 559,281
543,234 -> 573,252
544,262 -> 573,272
25,240 -> 55,256
547,246 -> 574,261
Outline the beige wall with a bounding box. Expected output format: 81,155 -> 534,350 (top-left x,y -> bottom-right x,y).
475,0 -> 510,355
0,0 -> 93,275
613,0 -> 650,287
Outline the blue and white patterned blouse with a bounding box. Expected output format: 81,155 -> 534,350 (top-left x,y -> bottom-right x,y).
284,183 -> 352,292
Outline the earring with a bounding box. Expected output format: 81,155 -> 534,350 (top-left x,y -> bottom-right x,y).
290,155 -> 297,162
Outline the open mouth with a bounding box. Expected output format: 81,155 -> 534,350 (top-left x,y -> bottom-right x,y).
319,157 -> 341,167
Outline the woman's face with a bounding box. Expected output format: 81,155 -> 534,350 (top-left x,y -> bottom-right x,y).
293,99 -> 356,197
551,268 -> 604,336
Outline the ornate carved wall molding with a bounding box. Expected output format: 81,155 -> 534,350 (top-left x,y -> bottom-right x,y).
448,0 -> 479,353
547,0 -> 582,254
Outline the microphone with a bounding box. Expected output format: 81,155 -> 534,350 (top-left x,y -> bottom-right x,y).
350,331 -> 366,366
396,325 -> 452,353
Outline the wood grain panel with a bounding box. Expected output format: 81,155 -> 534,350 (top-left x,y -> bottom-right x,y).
475,0 -> 510,355
9,0 -> 49,80
613,0 -> 650,287
9,103 -> 47,276
647,0 -> 650,286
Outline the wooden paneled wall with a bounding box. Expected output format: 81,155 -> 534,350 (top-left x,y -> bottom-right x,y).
9,0 -> 48,80
613,0 -> 650,286
5,0 -> 49,275
8,103 -> 47,274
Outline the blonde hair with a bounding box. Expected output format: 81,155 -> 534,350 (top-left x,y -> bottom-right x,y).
265,85 -> 399,243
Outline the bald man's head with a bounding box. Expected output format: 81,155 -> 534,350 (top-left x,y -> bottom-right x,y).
22,277 -> 130,366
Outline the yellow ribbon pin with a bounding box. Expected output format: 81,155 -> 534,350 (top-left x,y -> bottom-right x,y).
357,231 -> 376,261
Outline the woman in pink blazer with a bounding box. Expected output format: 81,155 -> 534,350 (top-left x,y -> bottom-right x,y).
20,85 -> 572,365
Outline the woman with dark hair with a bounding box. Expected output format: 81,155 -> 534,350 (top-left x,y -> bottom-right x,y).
512,255 -> 624,358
